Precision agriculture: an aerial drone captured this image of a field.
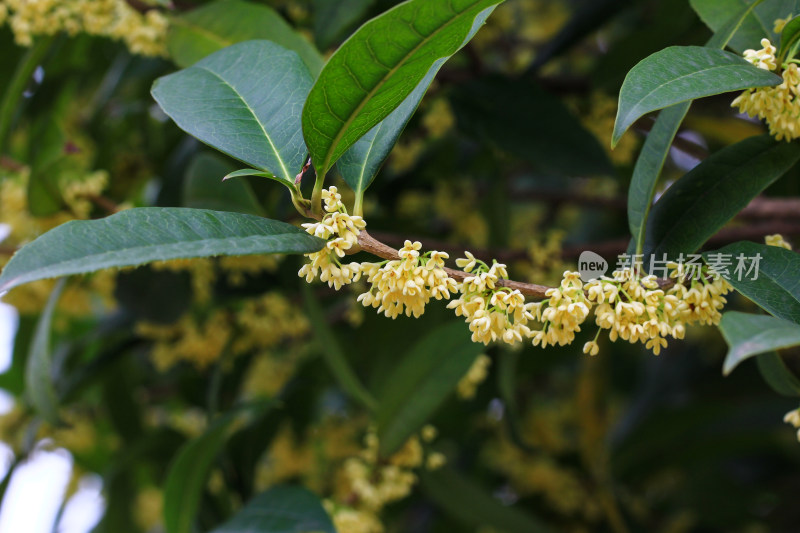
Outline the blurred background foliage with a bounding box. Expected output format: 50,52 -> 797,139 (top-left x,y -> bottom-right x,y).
0,0 -> 799,532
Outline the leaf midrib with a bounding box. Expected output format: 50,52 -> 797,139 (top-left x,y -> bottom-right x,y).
318,0 -> 489,173
196,65 -> 293,180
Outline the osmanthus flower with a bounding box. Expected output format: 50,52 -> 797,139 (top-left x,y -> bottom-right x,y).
528,271 -> 591,348
448,254 -> 535,345
731,36 -> 800,141
784,408 -> 800,442
582,264 -> 732,356
358,241 -> 457,319
298,186 -> 367,290
766,233 -> 793,250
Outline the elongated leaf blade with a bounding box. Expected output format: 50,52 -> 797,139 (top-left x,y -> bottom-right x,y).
153,40 -> 313,183
720,311 -> 800,375
183,153 -> 265,216
0,208 -> 325,293
302,0 -> 502,175
164,404 -> 272,533
168,0 -> 323,76
377,321 -> 483,456
613,46 -> 781,145
338,59 -> 443,195
703,242 -> 800,323
627,103 -> 691,253
25,278 -> 65,424
210,486 -> 336,533
644,135 -> 800,260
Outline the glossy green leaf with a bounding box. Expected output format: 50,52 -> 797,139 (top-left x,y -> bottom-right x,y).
210,486 -> 336,533
167,0 -> 323,76
452,75 -> 613,177
302,0 -> 502,175
377,321 -> 484,456
164,402 -> 273,533
703,242 -> 800,323
627,103 -> 691,254
643,135 -> 800,260
613,46 -> 781,146
690,0 -> 800,53
183,153 -> 265,216
421,467 -> 551,533
720,311 -> 800,375
301,283 -> 377,411
628,3 -> 774,256
337,60 -> 441,198
313,0 -> 376,49
0,208 -> 325,293
24,278 -> 65,424
152,40 -> 313,183
756,352 -> 800,396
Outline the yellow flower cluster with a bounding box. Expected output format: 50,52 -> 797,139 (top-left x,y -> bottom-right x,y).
448,253 -> 535,345
327,429 -> 444,532
732,38 -> 800,141
582,265 -> 731,355
299,186 -> 367,290
529,271 -> 592,348
783,408 -> 800,442
359,242 -> 456,319
1,168 -> 116,318
457,353 -> 492,399
136,291 -> 308,371
1,0 -> 168,56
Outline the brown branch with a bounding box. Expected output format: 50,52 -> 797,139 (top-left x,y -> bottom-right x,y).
738,197 -> 800,220
0,246 -> 17,255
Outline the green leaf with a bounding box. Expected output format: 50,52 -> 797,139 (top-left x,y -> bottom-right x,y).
720,311 -> 800,375
301,283 -> 378,411
167,0 -> 323,76
152,40 -> 313,183
690,0 -> 800,53
302,0 -> 502,175
313,0 -> 376,50
627,4 -> 775,256
613,46 -> 781,146
627,102 -> 691,254
756,351 -> 800,396
183,153 -> 265,216
452,75 -> 614,177
24,278 -> 65,425
779,14 -> 800,56
0,208 -> 325,293
164,402 -> 273,533
421,467 -> 551,533
376,321 -> 483,456
644,135 -> 800,260
703,242 -> 800,323
209,486 -> 336,533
